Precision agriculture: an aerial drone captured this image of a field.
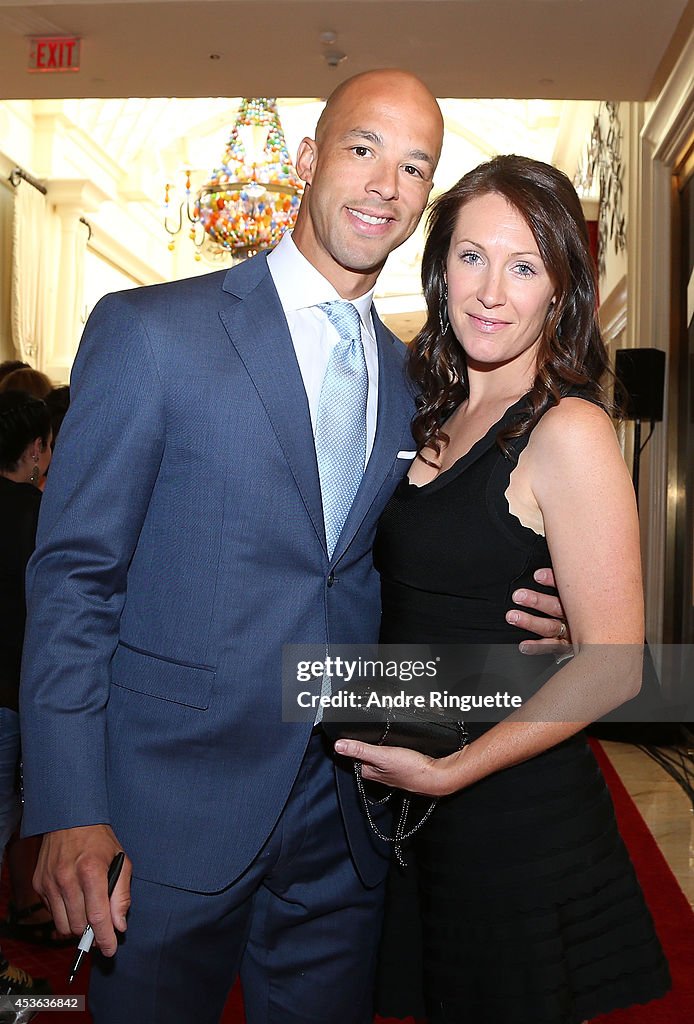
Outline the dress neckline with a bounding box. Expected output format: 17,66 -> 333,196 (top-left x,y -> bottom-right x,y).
406,393 -> 530,496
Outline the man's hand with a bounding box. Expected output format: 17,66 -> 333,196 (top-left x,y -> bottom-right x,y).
506,568 -> 571,655
33,824 -> 132,957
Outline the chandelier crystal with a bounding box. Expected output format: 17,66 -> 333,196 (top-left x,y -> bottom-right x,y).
165,98 -> 304,263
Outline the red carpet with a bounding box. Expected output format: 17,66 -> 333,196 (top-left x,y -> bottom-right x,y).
1,740 -> 691,1022
589,740 -> 694,1024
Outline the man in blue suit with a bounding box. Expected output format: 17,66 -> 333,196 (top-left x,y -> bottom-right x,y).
21,70 -> 563,1023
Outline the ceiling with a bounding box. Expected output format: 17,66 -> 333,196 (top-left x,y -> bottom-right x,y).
0,0 -> 690,103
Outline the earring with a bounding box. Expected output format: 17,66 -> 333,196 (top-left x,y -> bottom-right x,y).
29,454 -> 39,486
438,285 -> 449,336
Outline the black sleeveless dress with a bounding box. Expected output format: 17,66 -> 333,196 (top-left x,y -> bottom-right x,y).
373,396 -> 670,1024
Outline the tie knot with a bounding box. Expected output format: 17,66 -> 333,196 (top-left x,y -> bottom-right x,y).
318,301 -> 362,344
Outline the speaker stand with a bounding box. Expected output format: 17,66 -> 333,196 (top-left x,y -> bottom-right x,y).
632,418 -> 642,510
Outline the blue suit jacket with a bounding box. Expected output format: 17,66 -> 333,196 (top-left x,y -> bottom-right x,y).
20,252 -> 417,891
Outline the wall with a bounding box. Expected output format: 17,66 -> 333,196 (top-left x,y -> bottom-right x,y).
0,100 -> 174,383
628,27 -> 694,643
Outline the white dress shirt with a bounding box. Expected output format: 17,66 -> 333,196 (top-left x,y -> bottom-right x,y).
267,231 -> 379,463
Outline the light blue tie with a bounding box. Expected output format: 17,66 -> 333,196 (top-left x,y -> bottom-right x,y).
315,300 -> 368,557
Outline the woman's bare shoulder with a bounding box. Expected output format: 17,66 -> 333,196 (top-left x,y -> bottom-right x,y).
530,396 -> 618,457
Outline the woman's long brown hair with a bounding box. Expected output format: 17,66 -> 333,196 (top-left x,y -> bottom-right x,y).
408,155 -> 613,458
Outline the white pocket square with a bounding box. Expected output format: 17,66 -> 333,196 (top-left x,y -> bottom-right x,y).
397,450 -> 417,459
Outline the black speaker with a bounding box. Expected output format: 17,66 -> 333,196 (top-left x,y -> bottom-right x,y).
615,348 -> 666,421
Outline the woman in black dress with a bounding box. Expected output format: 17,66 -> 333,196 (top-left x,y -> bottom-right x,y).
335,156 -> 670,1023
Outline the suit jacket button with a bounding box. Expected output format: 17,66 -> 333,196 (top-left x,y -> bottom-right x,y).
327,572 -> 335,587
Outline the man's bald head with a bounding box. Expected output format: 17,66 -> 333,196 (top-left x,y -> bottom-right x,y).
315,69 -> 443,167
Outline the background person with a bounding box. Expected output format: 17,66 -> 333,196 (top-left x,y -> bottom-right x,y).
0,390 -> 52,995
44,386 -> 70,450
0,369 -> 53,401
0,363 -> 29,386
0,387 -> 72,955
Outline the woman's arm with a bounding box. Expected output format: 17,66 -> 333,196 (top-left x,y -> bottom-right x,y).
335,398 -> 643,796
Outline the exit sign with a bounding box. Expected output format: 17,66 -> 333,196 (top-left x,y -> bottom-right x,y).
28,36 -> 81,73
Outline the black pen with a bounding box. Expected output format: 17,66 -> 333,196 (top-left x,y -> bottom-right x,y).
68,851 -> 125,984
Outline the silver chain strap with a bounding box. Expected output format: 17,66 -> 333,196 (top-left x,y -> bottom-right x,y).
354,761 -> 439,867
351,722 -> 469,867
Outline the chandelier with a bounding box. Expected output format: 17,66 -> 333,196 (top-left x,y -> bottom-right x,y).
164,98 -> 304,263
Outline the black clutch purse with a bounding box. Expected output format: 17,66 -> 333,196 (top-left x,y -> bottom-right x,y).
321,704 -> 467,758
322,704 -> 468,865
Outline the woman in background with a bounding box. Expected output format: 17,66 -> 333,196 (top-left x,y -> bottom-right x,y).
336,156 -> 670,1024
0,390 -> 52,995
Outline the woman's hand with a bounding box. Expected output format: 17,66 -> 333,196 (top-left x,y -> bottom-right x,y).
334,739 -> 463,797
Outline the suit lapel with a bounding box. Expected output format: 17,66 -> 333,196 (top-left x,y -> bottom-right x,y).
218,256 -> 326,550
218,257 -> 413,562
